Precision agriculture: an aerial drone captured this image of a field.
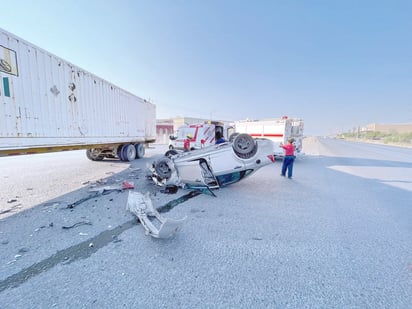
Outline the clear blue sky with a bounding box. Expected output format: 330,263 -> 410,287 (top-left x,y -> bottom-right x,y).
2,0 -> 411,135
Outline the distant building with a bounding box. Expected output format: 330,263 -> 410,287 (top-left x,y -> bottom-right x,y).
156,119 -> 174,144
365,123 -> 412,133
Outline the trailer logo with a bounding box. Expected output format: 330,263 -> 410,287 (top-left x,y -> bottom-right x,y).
0,45 -> 18,76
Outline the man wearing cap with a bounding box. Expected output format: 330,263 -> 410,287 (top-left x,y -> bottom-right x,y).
184,134 -> 192,152
279,138 -> 296,179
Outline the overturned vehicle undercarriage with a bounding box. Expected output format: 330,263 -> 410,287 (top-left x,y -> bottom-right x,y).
149,134 -> 276,193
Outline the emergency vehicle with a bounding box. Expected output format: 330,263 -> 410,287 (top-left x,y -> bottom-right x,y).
169,122 -> 234,150
233,116 -> 304,157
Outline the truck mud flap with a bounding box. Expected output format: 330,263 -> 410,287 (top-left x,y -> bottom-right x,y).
126,191 -> 187,238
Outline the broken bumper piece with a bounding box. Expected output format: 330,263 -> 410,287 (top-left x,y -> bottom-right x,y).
126,191 -> 187,238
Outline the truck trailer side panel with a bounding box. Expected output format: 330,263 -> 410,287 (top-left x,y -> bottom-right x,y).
0,28 -> 155,155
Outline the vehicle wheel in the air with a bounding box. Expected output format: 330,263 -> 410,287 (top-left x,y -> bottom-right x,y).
135,143 -> 145,158
86,149 -> 104,161
232,133 -> 257,159
165,149 -> 179,157
154,158 -> 173,179
121,144 -> 136,161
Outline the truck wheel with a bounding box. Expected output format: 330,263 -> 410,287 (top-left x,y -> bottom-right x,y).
121,144 -> 136,161
135,143 -> 145,158
117,145 -> 124,160
232,134 -> 257,159
154,158 -> 173,179
86,149 -> 104,161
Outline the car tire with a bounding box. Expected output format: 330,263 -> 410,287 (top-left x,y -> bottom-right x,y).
232,134 -> 257,159
154,158 -> 173,179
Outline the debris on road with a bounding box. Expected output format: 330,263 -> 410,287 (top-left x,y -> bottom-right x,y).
160,185 -> 179,194
66,180 -> 135,210
88,181 -> 134,194
122,181 -> 134,189
112,235 -> 122,243
128,167 -> 141,179
18,247 -> 29,254
42,201 -> 61,208
88,185 -> 121,194
62,220 -> 92,230
67,192 -> 99,209
0,203 -> 23,215
127,191 -> 187,239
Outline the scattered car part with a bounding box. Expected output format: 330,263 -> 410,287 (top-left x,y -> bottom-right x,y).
126,191 -> 187,238
62,221 -> 92,230
160,185 -> 179,194
88,181 -> 135,194
67,193 -> 99,209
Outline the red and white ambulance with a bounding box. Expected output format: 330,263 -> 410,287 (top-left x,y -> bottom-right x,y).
169,122 -> 234,150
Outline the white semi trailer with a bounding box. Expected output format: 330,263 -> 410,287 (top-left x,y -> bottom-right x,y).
0,27 -> 156,161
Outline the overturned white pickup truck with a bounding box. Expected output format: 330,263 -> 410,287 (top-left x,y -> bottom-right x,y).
150,134 -> 276,192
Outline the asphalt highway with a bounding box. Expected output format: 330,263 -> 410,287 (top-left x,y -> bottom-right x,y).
0,138 -> 411,308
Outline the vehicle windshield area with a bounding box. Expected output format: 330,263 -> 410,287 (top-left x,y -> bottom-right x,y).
176,128 -> 196,139
216,169 -> 253,187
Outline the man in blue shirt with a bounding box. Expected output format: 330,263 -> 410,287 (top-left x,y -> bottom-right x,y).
215,131 -> 226,144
